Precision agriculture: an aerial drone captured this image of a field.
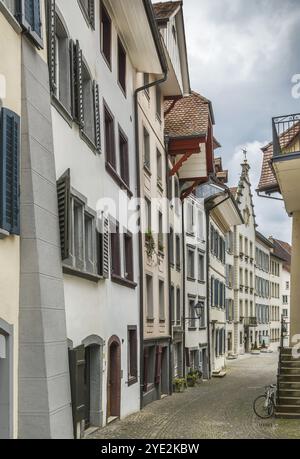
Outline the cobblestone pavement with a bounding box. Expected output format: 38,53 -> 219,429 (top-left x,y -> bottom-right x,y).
90,353 -> 300,439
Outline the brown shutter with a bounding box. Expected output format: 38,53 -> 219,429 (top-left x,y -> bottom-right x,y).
97,215 -> 110,278
93,81 -> 101,152
68,346 -> 86,438
57,169 -> 70,260
125,234 -> 133,282
155,346 -> 162,385
46,0 -> 56,94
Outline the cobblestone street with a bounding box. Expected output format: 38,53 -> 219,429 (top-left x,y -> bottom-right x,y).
90,353 -> 300,440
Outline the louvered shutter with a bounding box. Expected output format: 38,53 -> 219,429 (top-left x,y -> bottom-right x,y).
69,40 -> 76,118
68,346 -> 86,438
93,81 -> 101,152
57,169 -> 70,260
73,41 -> 84,128
0,108 -> 20,235
16,0 -> 43,48
88,0 -> 95,29
97,215 -> 109,278
46,0 -> 56,94
155,346 -> 162,385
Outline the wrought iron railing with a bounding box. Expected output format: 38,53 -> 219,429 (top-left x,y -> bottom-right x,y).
272,113 -> 300,157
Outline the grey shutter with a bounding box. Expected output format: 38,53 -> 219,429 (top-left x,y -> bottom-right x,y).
93,81 -> 101,152
57,169 -> 70,260
68,346 -> 86,438
73,41 -> 84,128
46,0 -> 56,94
16,0 -> 44,48
88,0 -> 95,29
0,108 -> 20,235
69,40 -> 76,118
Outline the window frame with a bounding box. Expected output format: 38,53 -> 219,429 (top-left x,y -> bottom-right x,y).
117,36 -> 127,96
100,1 -> 112,68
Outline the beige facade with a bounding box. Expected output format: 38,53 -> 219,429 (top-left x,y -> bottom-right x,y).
0,3 -> 21,439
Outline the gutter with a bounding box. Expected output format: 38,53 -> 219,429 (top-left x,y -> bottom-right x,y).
136,1 -> 168,410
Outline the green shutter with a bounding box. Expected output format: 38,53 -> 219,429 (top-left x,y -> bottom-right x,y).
93,81 -> 101,152
0,108 -> 20,235
57,169 -> 70,260
16,0 -> 44,49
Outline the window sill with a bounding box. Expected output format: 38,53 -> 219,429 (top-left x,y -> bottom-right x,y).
157,180 -> 164,192
143,164 -> 152,176
63,265 -> 102,283
159,319 -> 166,324
118,81 -> 127,99
187,277 -> 196,282
111,273 -> 137,290
51,95 -> 73,127
101,51 -> 112,71
198,280 -> 205,284
146,318 -> 155,323
188,327 -> 197,331
0,3 -> 22,33
106,162 -> 133,197
0,228 -> 10,239
80,129 -> 100,154
128,377 -> 138,387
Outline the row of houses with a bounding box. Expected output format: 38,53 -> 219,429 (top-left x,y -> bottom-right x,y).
0,0 -> 291,439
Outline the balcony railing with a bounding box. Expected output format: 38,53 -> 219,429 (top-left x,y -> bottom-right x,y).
244,317 -> 258,328
272,113 -> 300,157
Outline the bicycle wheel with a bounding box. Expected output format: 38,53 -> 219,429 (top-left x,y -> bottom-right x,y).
253,395 -> 275,419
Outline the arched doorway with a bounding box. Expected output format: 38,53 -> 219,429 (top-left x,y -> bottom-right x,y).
107,336 -> 121,421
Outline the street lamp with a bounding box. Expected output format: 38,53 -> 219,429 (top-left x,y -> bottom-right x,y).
185,301 -> 204,321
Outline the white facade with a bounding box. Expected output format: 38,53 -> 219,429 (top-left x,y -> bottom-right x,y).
281,267 -> 291,347
184,195 -> 208,378
255,234 -> 271,348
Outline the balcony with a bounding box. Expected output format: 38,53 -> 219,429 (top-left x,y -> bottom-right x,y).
244,317 -> 258,328
272,113 -> 300,213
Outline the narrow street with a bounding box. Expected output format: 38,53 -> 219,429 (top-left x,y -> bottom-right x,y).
91,353 -> 300,440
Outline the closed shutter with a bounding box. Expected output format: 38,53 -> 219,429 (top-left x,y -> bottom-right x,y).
185,348 -> 190,368
155,346 -> 162,385
57,169 -> 70,260
143,348 -> 149,392
73,40 -> 84,128
68,346 -> 86,438
46,0 -> 56,94
16,0 -> 43,48
97,215 -> 109,278
88,0 -> 95,29
0,108 -> 20,235
93,81 -> 101,152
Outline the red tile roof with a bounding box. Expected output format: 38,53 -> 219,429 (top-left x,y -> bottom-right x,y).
153,1 -> 182,21
164,91 -> 213,138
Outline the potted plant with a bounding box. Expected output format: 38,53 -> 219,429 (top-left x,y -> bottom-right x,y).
145,229 -> 155,258
173,378 -> 186,393
186,372 -> 197,387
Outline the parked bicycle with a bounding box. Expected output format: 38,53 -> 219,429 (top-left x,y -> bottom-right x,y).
253,384 -> 276,419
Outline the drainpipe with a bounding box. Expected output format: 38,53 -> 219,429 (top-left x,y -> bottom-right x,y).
134,1 -> 168,410
182,199 -> 186,378
205,193 -> 231,378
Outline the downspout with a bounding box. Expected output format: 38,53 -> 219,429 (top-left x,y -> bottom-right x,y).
182,198 -> 186,378
205,193 -> 231,378
135,0 -> 168,410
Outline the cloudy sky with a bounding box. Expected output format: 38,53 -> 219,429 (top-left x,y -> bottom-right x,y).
180,0 -> 300,243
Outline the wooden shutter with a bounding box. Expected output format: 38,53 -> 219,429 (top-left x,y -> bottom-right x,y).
16,0 -> 43,48
68,346 -> 86,438
143,348 -> 149,392
57,169 -> 70,260
124,233 -> 133,282
155,346 -> 162,385
0,108 -> 20,235
97,215 -> 109,278
93,81 -> 101,152
88,0 -> 95,29
46,0 -> 56,94
73,40 -> 84,128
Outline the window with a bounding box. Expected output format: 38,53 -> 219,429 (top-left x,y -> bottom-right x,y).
124,233 -> 134,282
110,222 -> 121,276
286,281 -> 290,290
156,85 -> 162,120
187,202 -> 194,234
144,73 -> 150,97
189,299 -> 196,328
100,2 -> 111,66
198,253 -> 205,282
52,14 -> 71,113
176,235 -> 181,270
145,197 -> 151,232
146,275 -> 153,320
0,108 -> 20,235
104,104 -> 116,169
128,327 -> 137,384
16,0 -> 43,48
169,227 -> 174,266
174,178 -> 180,214
73,200 -> 95,273
119,129 -> 129,186
158,212 -> 164,253
157,149 -> 162,184
159,280 -> 165,321
82,62 -> 95,143
170,286 -> 175,324
78,0 -> 95,28
199,301 -> 205,328
187,248 -> 195,279
283,295 -> 288,305
176,288 -> 181,325
143,127 -> 150,170
118,38 -> 126,94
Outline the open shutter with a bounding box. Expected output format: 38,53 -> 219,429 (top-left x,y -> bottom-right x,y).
73,41 -> 84,128
155,346 -> 162,385
46,0 -> 56,94
69,40 -> 76,118
93,81 -> 101,153
88,0 -> 95,29
57,169 -> 70,260
16,0 -> 43,48
68,346 -> 86,438
0,108 -> 20,235
97,214 -> 109,278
